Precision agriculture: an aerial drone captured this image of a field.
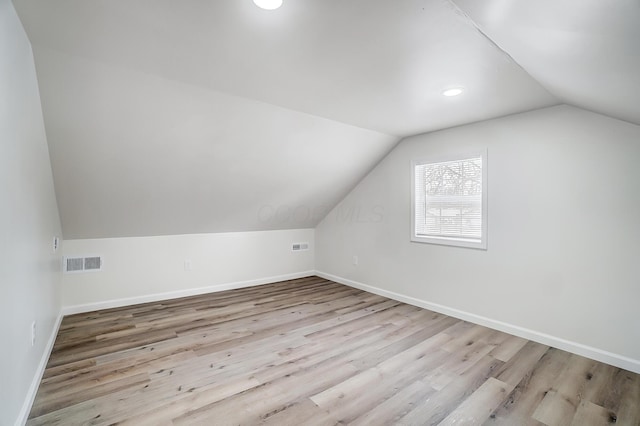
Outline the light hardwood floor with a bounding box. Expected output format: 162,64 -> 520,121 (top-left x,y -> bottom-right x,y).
28,276 -> 640,425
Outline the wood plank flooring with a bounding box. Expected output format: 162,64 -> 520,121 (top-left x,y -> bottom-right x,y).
28,276 -> 640,425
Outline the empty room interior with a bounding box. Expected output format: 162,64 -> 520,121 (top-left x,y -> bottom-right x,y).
2,0 -> 640,425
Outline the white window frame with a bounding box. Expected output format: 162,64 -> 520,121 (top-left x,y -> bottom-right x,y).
411,150 -> 488,250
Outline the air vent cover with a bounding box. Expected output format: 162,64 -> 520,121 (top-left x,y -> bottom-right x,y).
84,256 -> 102,270
292,242 -> 309,251
66,257 -> 84,272
64,256 -> 103,273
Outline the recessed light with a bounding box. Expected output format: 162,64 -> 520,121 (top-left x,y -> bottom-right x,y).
253,0 -> 283,10
442,87 -> 464,97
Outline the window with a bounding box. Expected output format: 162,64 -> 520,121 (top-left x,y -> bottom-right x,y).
411,150 -> 487,249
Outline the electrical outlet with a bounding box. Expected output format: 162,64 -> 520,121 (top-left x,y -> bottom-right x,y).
184,259 -> 192,271
352,255 -> 358,266
31,321 -> 36,346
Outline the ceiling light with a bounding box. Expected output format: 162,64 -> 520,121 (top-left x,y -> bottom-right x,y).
442,87 -> 464,97
253,0 -> 283,10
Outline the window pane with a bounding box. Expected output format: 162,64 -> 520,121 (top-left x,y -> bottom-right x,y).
415,156 -> 483,240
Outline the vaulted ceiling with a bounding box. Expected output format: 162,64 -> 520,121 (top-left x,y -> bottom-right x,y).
454,0 -> 640,126
12,0 -> 639,239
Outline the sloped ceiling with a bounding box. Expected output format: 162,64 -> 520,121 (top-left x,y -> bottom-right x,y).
452,0 -> 640,126
16,0 -> 635,239
31,47 -> 397,238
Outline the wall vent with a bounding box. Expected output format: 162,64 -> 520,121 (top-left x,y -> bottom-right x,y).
292,242 -> 309,251
64,256 -> 103,273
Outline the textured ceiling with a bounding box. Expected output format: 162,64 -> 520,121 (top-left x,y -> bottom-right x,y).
13,0 -> 636,239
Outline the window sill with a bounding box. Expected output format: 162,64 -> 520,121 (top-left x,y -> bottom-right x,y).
411,235 -> 487,250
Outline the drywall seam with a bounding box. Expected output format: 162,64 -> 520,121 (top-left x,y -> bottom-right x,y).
315,271 -> 640,374
15,314 -> 63,426
61,271 -> 316,315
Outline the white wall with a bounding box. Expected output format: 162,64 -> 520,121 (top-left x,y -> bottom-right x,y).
316,105 -> 640,371
0,1 -> 63,424
62,229 -> 314,311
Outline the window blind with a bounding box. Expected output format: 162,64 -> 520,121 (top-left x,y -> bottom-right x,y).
414,156 -> 483,241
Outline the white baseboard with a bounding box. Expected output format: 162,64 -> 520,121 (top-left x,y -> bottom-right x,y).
15,313 -> 63,426
61,271 -> 316,316
315,270 -> 640,374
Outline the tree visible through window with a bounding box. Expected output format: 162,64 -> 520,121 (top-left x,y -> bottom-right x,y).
412,151 -> 487,249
